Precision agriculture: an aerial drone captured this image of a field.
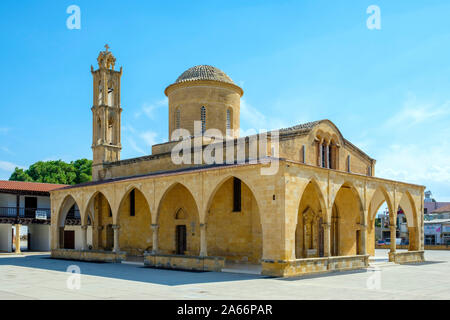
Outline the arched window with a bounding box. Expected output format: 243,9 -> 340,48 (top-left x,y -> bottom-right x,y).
175,208 -> 186,220
98,81 -> 103,105
175,108 -> 181,130
96,117 -> 102,143
321,143 -> 326,168
226,109 -> 231,130
107,85 -> 114,106
129,189 -> 135,216
201,106 -> 206,134
327,144 -> 331,169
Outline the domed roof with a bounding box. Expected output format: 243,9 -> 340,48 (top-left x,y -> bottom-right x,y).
175,65 -> 235,85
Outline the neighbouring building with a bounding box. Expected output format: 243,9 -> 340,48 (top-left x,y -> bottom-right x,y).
424,204 -> 450,245
424,190 -> 450,216
0,180 -> 70,252
50,46 -> 425,277
376,208 -> 408,245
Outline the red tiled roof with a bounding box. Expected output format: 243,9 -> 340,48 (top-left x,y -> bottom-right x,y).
432,204 -> 450,214
0,180 -> 67,193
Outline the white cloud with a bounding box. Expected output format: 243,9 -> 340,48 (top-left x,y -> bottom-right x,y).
0,147 -> 14,155
240,99 -> 289,132
127,138 -> 146,156
134,98 -> 168,120
140,131 -> 159,147
376,143 -> 450,199
124,123 -> 161,156
384,96 -> 450,128
240,99 -> 268,130
0,161 -> 23,172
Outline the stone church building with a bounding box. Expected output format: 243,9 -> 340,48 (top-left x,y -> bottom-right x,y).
50,47 -> 425,277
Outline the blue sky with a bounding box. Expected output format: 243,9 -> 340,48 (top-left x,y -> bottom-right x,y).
0,0 -> 449,201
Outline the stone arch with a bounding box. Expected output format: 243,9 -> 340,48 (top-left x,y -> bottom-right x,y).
204,173 -> 263,222
398,191 -> 417,229
294,178 -> 327,224
84,190 -> 114,251
368,186 -> 394,222
156,181 -> 200,223
332,181 -> 365,256
205,175 -> 263,263
116,185 -> 153,255
398,191 -> 420,250
82,210 -> 94,227
367,185 -> 394,256
156,182 -> 201,255
84,189 -> 114,220
115,184 -> 152,223
295,178 -> 328,258
55,194 -> 82,249
57,194 -> 81,228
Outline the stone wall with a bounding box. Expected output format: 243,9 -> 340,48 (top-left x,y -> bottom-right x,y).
207,178 -> 262,263
117,189 -> 153,255
144,253 -> 225,272
158,183 -> 200,255
51,249 -> 126,263
261,255 -> 369,277
389,250 -> 425,264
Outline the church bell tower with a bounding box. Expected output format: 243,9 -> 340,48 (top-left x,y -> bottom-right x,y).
91,45 -> 122,181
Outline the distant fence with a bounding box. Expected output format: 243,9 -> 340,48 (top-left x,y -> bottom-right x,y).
376,244 -> 450,250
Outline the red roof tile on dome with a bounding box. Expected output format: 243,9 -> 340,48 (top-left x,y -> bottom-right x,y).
0,180 -> 67,193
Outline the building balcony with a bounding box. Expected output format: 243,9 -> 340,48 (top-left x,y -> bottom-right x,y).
0,207 -> 80,222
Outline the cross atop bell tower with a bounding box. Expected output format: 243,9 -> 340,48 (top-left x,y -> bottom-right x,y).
91,45 -> 123,181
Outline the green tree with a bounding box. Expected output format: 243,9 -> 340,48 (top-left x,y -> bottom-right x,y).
9,159 -> 92,185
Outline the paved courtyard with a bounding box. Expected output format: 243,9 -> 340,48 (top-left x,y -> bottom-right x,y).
0,250 -> 449,300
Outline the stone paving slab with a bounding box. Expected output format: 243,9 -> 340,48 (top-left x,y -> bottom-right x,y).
0,250 -> 449,300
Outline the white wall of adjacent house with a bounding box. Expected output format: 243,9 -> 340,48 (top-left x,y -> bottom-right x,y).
28,224 -> 51,251
0,224 -> 12,252
425,223 -> 443,244
63,226 -> 93,250
0,194 -> 50,208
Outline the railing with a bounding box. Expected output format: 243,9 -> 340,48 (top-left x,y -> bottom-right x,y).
0,207 -> 52,220
0,207 -> 81,222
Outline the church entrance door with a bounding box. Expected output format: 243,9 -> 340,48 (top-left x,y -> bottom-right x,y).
176,225 -> 187,255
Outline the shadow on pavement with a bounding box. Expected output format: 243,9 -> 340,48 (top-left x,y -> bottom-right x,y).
0,254 -> 266,286
276,269 -> 369,281
402,261 -> 446,266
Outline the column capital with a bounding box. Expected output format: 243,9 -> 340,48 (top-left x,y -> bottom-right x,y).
151,223 -> 159,228
359,224 -> 368,231
97,226 -> 104,231
322,223 -> 331,229
111,224 -> 120,230
81,225 -> 89,230
200,223 -> 207,228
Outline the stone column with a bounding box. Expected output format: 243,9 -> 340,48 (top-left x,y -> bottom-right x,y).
390,225 -> 397,253
199,223 -> 207,257
14,224 -> 21,254
151,224 -> 159,253
303,221 -> 308,257
94,226 -> 103,250
323,223 -> 331,257
112,225 -> 120,253
81,225 -> 88,250
360,224 -> 367,255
